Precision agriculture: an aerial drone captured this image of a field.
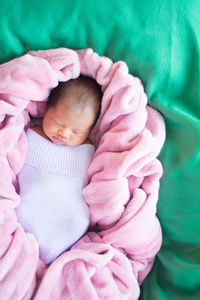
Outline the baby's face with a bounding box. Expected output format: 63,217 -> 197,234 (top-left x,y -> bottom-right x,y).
42,100 -> 95,146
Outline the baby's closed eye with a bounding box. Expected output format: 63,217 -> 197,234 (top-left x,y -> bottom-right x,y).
73,130 -> 82,135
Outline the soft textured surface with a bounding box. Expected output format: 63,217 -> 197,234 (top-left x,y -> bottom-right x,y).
16,128 -> 94,264
0,48 -> 165,299
0,1 -> 199,299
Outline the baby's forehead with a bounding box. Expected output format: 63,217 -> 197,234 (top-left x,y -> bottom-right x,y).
51,101 -> 95,127
58,93 -> 96,115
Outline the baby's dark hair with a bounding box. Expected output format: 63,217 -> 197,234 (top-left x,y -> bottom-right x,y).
47,75 -> 102,127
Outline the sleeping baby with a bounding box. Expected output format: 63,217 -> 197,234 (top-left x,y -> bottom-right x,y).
16,75 -> 102,264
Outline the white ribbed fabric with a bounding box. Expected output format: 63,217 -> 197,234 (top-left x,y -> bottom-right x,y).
16,128 -> 95,264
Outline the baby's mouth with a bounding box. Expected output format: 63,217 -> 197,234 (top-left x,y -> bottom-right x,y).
52,136 -> 66,144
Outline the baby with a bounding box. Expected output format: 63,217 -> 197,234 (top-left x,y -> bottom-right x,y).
16,75 -> 102,264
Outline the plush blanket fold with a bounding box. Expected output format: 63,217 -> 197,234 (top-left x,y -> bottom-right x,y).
0,48 -> 165,300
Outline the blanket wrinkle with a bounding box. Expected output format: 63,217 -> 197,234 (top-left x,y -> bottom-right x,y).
0,225 -> 39,300
83,179 -> 130,228
0,47 -> 165,300
0,115 -> 25,155
35,237 -> 140,300
101,190 -> 161,251
7,130 -> 28,181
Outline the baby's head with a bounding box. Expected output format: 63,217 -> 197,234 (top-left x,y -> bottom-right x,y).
42,75 -> 102,146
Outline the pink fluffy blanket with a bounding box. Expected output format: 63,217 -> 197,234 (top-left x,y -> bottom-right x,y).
0,48 -> 165,300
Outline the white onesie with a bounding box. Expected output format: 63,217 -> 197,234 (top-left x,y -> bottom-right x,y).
16,128 -> 95,264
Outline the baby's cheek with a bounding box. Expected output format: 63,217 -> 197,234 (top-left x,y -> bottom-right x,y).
72,135 -> 80,142
50,124 -> 58,133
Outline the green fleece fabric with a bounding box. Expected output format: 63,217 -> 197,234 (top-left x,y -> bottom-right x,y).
0,1 -> 200,299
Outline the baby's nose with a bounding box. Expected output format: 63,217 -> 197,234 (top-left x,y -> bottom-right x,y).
58,128 -> 71,138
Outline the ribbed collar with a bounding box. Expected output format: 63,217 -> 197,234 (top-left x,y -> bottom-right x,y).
25,128 -> 95,176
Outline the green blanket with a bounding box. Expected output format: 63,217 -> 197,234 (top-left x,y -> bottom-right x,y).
0,1 -> 200,299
